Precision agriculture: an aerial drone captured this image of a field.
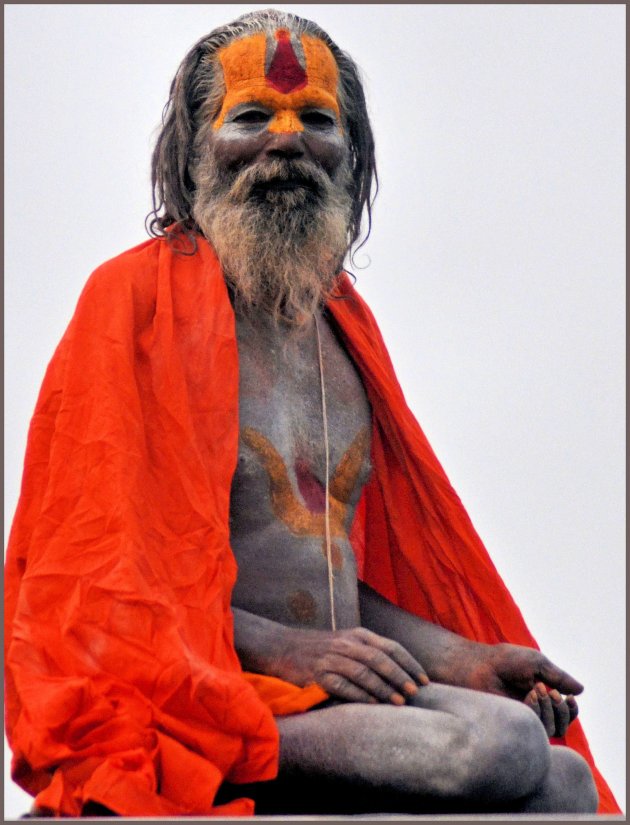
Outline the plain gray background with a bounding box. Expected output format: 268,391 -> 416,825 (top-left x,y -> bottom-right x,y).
5,3 -> 625,816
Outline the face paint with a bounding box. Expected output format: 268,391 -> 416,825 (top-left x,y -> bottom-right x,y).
214,29 -> 340,133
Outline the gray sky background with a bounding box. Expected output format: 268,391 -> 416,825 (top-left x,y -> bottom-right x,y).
5,4 -> 625,816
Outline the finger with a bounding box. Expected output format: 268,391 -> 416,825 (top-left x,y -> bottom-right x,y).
549,689 -> 571,737
535,682 -> 556,736
537,657 -> 584,696
353,629 -> 429,687
566,695 -> 579,723
350,645 -> 421,698
318,671 -> 380,704
524,688 -> 541,718
331,633 -> 418,701
325,654 -> 407,705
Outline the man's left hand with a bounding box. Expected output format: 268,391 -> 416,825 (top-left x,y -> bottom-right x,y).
456,642 -> 582,737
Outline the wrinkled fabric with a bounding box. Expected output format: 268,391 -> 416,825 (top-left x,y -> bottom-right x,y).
5,237 -> 619,815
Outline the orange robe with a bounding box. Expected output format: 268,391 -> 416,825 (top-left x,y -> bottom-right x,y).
5,237 -> 620,815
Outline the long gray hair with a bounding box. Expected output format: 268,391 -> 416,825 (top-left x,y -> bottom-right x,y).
146,9 -> 378,255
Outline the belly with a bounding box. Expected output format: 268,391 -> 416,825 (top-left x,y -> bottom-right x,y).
230,506 -> 362,631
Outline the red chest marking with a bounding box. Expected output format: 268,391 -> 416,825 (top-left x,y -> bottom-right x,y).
295,458 -> 326,513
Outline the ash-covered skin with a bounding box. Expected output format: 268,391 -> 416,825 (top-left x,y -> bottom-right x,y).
229,310 -> 372,630
183,12 -> 598,815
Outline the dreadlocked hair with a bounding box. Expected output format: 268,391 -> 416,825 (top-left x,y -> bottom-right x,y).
147,8 -> 378,257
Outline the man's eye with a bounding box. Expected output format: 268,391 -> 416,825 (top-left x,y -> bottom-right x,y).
232,110 -> 270,125
301,111 -> 335,128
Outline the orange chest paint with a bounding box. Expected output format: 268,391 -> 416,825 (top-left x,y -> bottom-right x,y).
240,426 -> 370,571
214,29 -> 340,133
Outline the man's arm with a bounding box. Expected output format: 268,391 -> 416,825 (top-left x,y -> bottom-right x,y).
358,581 -> 581,736
358,581 -> 472,684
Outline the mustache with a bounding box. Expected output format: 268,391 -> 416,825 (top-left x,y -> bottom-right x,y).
224,159 -> 331,204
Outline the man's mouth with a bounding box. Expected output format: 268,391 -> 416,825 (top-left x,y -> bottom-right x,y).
252,177 -> 320,195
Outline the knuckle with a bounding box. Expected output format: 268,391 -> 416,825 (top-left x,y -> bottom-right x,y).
380,638 -> 398,654
331,638 -> 350,655
362,648 -> 382,666
318,654 -> 334,671
353,663 -> 371,682
322,673 -> 346,693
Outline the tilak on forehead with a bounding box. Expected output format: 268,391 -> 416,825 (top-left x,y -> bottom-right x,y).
213,28 -> 340,133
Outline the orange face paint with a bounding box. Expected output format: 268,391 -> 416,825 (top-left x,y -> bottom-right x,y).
214,29 -> 340,133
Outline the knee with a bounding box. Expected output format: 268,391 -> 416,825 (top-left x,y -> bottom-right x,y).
545,746 -> 599,813
424,701 -> 549,802
460,700 -> 551,801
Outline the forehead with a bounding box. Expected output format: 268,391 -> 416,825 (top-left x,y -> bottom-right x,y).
214,29 -> 340,126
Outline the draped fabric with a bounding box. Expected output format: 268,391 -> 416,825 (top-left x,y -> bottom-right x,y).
5,237 -> 619,815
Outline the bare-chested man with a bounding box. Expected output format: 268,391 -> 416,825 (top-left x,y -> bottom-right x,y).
7,8 -> 603,818
174,8 -> 597,815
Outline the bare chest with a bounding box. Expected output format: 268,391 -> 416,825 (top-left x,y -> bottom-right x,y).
229,312 -> 372,629
235,314 -> 370,478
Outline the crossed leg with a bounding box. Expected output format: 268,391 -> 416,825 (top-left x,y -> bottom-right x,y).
220,683 -> 598,815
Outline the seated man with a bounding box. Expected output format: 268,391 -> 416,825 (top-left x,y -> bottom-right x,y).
5,8 -> 616,818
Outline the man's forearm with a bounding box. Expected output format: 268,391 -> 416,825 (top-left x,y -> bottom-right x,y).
231,606 -> 294,677
358,581 -> 482,685
233,589 -> 480,685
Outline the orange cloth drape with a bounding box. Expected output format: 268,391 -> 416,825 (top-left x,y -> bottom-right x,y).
5,236 -> 619,815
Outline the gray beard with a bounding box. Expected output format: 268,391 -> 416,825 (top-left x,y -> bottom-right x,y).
192,156 -> 353,326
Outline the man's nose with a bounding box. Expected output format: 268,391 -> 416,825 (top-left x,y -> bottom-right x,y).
264,130 -> 306,161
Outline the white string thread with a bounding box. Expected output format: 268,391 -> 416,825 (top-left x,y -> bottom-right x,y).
314,314 -> 336,632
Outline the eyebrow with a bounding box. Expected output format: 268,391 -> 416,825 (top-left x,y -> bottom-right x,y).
225,102 -> 272,114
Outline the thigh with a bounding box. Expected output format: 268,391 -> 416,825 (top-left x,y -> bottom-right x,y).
274,687 -> 491,812
408,680 -> 536,729
279,682 -> 542,771
218,699 -> 470,814
278,695 -> 471,785
233,683 -> 548,814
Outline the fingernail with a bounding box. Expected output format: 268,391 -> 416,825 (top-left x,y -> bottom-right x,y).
403,681 -> 418,695
530,692 -> 538,703
418,673 -> 430,686
391,693 -> 405,706
549,689 -> 562,703
536,683 -> 547,697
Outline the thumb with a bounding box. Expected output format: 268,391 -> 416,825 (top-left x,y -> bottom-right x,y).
538,657 -> 584,696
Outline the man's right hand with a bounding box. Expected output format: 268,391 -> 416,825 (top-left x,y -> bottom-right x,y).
274,626 -> 429,705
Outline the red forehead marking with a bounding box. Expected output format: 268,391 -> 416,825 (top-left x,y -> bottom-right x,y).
266,29 -> 307,94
